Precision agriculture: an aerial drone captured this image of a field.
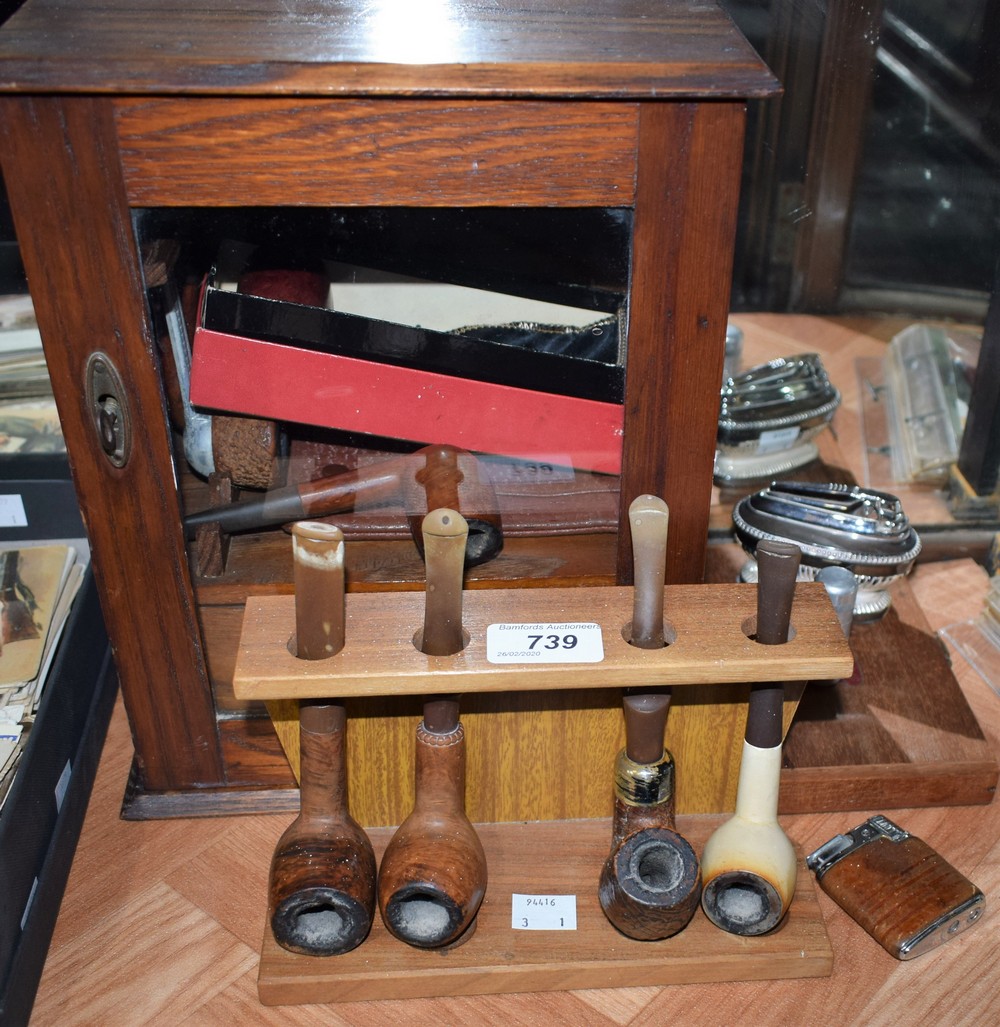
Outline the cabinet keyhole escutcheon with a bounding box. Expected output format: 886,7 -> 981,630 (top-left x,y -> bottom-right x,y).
85,351 -> 132,468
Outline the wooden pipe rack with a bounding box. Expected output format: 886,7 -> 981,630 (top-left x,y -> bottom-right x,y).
233,582 -> 853,700
233,582 -> 853,1004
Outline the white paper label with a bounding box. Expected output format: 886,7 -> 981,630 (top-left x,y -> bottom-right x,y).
511,893 -> 577,931
756,426 -> 801,453
0,494 -> 28,527
487,622 -> 604,664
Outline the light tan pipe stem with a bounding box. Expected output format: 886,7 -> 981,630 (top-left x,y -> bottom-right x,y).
291,521 -> 346,660
628,495 -> 669,648
419,508 -> 468,656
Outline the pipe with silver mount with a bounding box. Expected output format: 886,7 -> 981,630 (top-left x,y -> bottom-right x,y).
597,496 -> 701,940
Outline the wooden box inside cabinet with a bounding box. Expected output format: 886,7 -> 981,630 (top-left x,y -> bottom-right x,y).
0,1 -> 780,818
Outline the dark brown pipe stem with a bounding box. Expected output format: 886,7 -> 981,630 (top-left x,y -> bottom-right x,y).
628,495 -> 669,648
268,701 -> 376,956
747,538 -> 801,749
419,508 -> 468,656
624,692 -> 671,769
422,695 -> 461,735
377,701 -> 487,948
291,521 -> 345,660
598,692 -> 701,940
754,538 -> 801,646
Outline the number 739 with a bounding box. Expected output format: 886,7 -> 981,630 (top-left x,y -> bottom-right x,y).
527,633 -> 577,650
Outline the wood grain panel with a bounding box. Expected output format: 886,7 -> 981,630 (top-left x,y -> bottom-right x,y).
232,583 -> 852,699
0,96 -> 225,791
115,98 -> 639,207
618,101 -> 747,584
256,685 -> 801,823
0,0 -> 780,99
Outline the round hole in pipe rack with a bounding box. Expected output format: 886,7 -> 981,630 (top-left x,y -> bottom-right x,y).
740,616 -> 797,644
620,620 -> 678,648
286,633 -> 345,660
411,627 -> 471,656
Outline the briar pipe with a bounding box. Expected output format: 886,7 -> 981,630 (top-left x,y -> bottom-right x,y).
598,693 -> 702,939
378,510 -> 488,947
598,496 -> 700,939
700,538 -> 802,936
268,522 -> 376,955
182,443 -> 503,567
268,701 -> 376,956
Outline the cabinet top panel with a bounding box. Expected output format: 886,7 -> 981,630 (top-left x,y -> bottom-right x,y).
0,0 -> 778,99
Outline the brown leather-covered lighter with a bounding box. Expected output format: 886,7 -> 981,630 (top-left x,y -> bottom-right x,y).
806,815 -> 985,960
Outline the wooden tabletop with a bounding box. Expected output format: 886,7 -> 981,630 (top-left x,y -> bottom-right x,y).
0,0 -> 780,97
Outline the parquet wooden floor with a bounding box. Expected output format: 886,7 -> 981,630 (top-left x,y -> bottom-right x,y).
25,558 -> 1000,1025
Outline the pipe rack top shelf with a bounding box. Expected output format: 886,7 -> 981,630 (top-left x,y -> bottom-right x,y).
233,582 -> 853,700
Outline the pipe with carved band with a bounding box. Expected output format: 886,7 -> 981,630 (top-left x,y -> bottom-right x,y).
377,510 -> 487,947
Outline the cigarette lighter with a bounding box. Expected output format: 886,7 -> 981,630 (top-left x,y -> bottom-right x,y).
806,815 -> 985,960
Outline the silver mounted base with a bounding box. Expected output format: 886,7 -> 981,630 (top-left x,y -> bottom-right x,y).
714,441 -> 820,485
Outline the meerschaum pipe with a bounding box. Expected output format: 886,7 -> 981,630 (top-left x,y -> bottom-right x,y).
378,509 -> 487,947
268,524 -> 376,955
598,692 -> 701,939
700,538 -> 801,936
377,696 -> 488,948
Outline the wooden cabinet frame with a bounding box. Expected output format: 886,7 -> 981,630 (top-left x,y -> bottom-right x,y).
0,2 -> 778,813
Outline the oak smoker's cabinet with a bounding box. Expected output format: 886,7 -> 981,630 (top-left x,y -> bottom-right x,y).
0,1 -> 779,819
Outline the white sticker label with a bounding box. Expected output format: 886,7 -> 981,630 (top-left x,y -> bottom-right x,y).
0,494 -> 28,527
487,622 -> 604,664
756,426 -> 801,453
511,894 -> 577,931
